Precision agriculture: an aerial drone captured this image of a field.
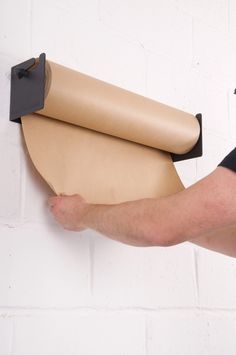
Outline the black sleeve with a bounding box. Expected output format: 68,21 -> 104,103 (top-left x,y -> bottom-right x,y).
218,148 -> 236,173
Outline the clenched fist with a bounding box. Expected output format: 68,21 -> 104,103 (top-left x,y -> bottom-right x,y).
48,194 -> 90,231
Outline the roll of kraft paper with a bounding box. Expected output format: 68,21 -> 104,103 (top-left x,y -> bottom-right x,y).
39,61 -> 200,155
20,57 -> 201,204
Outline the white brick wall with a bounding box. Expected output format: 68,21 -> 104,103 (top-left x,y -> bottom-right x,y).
0,319 -> 12,355
10,312 -> 146,355
1,0 -> 236,354
91,240 -> 196,308
147,311 -> 236,355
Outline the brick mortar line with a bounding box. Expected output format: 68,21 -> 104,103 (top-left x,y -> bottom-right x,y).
1,306 -> 236,317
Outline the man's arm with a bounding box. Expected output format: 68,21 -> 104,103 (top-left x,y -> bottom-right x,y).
48,166 -> 236,252
190,225 -> 236,258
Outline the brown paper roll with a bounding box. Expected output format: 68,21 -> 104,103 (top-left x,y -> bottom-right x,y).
21,58 -> 200,203
38,61 -> 200,155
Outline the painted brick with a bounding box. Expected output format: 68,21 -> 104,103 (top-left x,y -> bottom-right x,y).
0,225 -> 91,307
207,317 -> 236,355
0,136 -> 21,221
0,54 -> 11,132
193,20 -> 236,91
11,313 -> 145,355
197,247 -> 236,309
0,318 -> 13,355
31,0 -> 101,69
176,0 -> 228,30
31,17 -> 147,95
32,0 -> 99,28
147,313 -> 210,355
229,0 -> 236,33
99,0 -> 192,59
147,313 -> 236,355
0,0 -> 31,58
0,54 -> 23,227
196,131 -> 234,180
92,237 -> 196,308
146,51 -> 193,112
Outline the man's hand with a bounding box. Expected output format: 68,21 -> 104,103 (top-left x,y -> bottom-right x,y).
48,194 -> 90,231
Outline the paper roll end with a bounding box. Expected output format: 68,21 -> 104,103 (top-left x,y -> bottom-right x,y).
171,113 -> 202,162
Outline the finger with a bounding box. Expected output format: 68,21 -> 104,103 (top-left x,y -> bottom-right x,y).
48,196 -> 59,207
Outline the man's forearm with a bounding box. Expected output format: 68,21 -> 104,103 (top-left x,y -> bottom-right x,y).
190,225 -> 236,258
83,199 -> 167,247
83,168 -> 236,247
49,194 -> 181,247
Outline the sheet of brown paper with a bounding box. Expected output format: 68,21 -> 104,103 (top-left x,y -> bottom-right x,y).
22,114 -> 184,203
21,59 -> 200,203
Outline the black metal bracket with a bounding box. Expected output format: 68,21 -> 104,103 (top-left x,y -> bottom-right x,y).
10,53 -> 46,123
171,113 -> 202,162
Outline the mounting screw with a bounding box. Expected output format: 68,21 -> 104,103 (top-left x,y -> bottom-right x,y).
15,68 -> 30,79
